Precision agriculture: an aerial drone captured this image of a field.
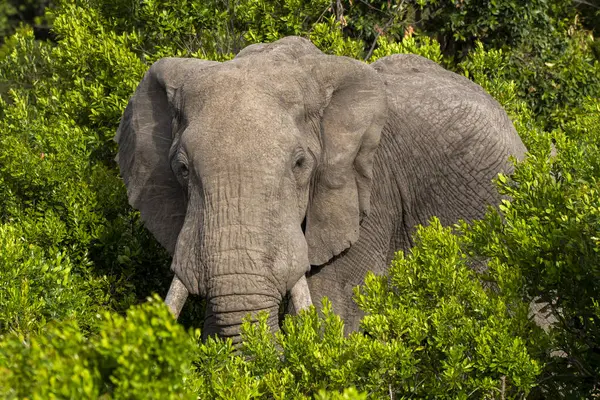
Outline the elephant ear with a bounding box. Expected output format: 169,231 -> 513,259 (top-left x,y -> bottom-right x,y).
302,55 -> 388,266
115,57 -> 218,254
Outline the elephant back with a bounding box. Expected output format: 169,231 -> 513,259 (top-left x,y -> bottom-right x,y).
371,53 -> 526,228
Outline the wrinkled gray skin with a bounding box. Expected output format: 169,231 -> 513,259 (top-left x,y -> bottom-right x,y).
115,36 -> 526,343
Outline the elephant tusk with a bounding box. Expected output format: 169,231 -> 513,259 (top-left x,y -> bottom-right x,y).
165,275 -> 189,319
290,275 -> 312,314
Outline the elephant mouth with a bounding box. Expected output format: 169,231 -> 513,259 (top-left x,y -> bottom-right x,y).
164,273 -> 312,342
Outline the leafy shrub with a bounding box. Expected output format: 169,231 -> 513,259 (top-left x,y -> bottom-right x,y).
459,37 -> 600,396
354,220 -> 540,398
0,319 -> 100,399
0,8 -> 187,333
460,98 -> 600,397
0,296 -> 196,399
0,0 -> 52,42
89,0 -> 363,60
0,223 -> 107,335
412,0 -> 574,52
370,33 -> 443,63
461,29 -> 600,130
180,221 -> 538,399
0,227 -> 540,399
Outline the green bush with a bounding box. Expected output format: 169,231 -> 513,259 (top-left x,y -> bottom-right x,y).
370,33 -> 443,63
0,223 -> 107,335
0,26 -> 163,333
460,26 -> 600,130
0,0 -> 52,43
88,0 -> 363,60
459,38 -> 600,396
0,227 -> 540,399
185,221 -> 538,399
354,221 -> 540,398
460,98 -> 600,397
0,296 -> 196,399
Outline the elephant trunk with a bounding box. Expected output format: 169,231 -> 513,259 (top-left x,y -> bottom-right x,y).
168,171 -> 310,343
165,275 -> 312,346
203,273 -> 281,345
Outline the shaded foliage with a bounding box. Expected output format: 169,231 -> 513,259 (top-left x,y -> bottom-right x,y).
0,0 -> 53,42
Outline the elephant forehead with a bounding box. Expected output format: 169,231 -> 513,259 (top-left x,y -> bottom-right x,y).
180,100 -> 302,171
181,65 -> 317,136
184,60 -> 320,109
175,60 -> 323,172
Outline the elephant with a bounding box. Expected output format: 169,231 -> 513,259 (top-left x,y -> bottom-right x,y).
115,36 -> 526,343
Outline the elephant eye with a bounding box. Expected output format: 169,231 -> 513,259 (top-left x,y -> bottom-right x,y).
180,163 -> 189,179
171,150 -> 190,186
292,148 -> 314,186
293,148 -> 308,170
294,156 -> 306,169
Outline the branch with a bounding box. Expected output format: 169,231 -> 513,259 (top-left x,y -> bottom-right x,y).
363,0 -> 405,61
573,0 -> 600,9
364,16 -> 395,61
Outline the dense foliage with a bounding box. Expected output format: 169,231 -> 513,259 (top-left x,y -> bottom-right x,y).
0,0 -> 599,398
0,0 -> 52,43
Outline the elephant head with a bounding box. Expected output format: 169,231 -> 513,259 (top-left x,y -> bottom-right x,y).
115,37 -> 387,342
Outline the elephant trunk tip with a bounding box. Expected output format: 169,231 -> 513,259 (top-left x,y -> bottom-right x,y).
202,293 -> 281,344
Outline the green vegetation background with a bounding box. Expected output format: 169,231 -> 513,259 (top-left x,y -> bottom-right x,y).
0,0 -> 599,398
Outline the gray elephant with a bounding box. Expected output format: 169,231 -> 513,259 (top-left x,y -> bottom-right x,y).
115,36 -> 526,343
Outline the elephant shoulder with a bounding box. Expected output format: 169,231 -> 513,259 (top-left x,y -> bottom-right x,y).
371,53 -> 516,139
371,53 -> 526,168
